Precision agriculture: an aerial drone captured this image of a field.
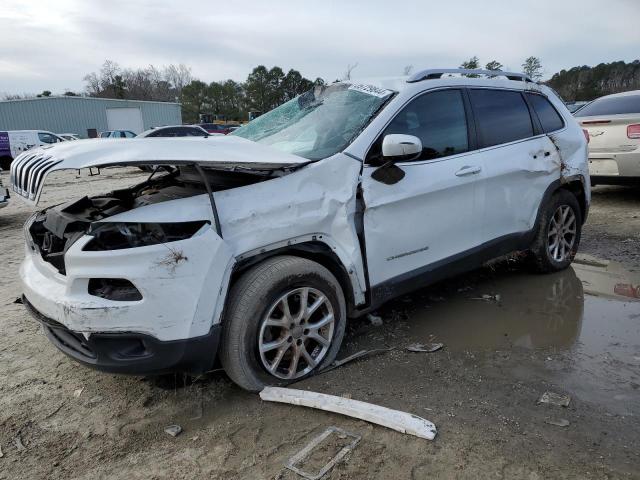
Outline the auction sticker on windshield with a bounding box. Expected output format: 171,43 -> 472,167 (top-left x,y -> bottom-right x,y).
348,84 -> 394,98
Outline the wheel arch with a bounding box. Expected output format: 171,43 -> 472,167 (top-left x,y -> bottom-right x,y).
230,241 -> 360,317
560,177 -> 588,224
536,176 -> 589,229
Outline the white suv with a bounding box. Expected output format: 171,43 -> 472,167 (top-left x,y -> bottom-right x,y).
11,69 -> 589,391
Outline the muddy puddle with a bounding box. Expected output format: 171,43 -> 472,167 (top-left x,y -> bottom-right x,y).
355,254 -> 640,415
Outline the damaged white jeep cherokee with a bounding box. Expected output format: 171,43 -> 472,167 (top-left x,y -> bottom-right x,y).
11,69 -> 589,391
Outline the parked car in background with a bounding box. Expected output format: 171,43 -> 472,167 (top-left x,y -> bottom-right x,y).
58,133 -> 80,141
138,125 -> 209,138
11,69 -> 589,391
575,90 -> 640,185
99,130 -> 137,138
137,125 -> 211,170
196,123 -> 234,135
0,130 -> 65,169
565,101 -> 589,113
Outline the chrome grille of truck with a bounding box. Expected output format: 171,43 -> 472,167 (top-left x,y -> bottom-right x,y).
9,151 -> 62,201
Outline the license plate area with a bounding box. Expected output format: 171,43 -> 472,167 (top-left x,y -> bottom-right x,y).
589,158 -> 619,176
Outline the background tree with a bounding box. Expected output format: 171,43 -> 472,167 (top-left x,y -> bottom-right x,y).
403,65 -> 413,76
83,60 -> 193,103
342,63 -> 358,81
84,61 -> 318,122
547,60 -> 640,101
485,60 -> 503,71
243,65 -> 315,114
522,56 -> 543,81
180,80 -> 209,124
460,56 -> 480,77
36,90 -> 52,97
243,65 -> 272,113
163,64 -> 192,99
281,69 -> 314,102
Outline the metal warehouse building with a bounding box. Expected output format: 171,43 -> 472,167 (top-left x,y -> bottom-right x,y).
0,96 -> 182,138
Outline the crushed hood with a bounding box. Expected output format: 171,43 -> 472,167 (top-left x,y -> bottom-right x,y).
10,136 -> 307,205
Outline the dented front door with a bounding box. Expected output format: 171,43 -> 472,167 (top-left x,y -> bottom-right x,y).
361,157 -> 483,288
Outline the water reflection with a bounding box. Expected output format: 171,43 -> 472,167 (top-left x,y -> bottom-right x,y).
397,266 -> 585,351
367,255 -> 640,414
573,253 -> 640,300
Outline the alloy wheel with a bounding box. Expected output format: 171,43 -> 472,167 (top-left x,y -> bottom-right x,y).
547,205 -> 577,262
258,287 -> 335,380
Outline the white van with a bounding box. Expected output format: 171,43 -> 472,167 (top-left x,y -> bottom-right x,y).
0,130 -> 65,169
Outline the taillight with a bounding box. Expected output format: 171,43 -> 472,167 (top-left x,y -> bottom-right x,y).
627,124 -> 640,139
582,129 -> 590,144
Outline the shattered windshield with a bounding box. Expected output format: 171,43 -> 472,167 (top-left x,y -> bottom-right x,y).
232,83 -> 394,160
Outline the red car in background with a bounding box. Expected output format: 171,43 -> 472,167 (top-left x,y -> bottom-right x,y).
196,123 -> 240,135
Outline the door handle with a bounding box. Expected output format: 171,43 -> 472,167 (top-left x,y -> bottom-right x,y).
455,165 -> 482,177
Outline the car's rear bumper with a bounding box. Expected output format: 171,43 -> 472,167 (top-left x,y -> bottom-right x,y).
589,150 -> 640,182
23,295 -> 220,375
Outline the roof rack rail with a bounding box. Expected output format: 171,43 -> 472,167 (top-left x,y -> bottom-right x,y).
407,68 -> 533,83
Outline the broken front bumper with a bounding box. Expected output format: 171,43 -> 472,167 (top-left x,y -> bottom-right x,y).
20,223 -> 235,374
23,295 -> 220,374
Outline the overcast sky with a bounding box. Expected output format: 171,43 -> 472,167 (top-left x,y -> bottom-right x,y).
1,0 -> 638,95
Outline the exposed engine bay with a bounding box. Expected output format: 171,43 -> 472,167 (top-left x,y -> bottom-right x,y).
27,166 -> 272,274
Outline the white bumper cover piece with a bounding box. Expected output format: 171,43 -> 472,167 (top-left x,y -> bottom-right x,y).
21,226 -> 233,342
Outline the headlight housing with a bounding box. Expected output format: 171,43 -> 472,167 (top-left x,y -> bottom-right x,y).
83,221 -> 207,251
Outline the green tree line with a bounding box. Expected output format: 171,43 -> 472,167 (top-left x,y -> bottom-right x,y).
546,60 -> 640,102
82,61 -> 324,123
7,58 -> 637,118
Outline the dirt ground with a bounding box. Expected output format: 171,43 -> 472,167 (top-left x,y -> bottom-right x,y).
0,169 -> 638,480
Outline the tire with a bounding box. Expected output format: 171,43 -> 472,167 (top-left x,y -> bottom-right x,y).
530,189 -> 582,273
219,255 -> 346,392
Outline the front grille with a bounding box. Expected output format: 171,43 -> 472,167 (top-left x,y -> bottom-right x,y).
10,151 -> 62,201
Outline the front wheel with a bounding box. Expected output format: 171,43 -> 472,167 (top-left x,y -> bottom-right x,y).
530,189 -> 582,273
219,256 -> 346,392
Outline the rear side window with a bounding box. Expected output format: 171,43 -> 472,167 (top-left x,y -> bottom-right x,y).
187,128 -> 207,137
469,89 -> 533,148
526,93 -> 564,132
148,128 -> 177,137
575,95 -> 640,117
382,89 -> 469,161
38,132 -> 59,144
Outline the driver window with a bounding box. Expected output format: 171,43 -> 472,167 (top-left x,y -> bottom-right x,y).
368,89 -> 469,163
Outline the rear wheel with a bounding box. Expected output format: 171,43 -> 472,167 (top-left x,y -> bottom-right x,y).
530,190 -> 582,273
219,255 -> 346,392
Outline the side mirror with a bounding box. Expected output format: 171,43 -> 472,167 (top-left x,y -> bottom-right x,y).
371,133 -> 421,185
382,134 -> 422,162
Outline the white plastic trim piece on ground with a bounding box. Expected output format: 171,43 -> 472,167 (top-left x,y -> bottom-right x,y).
259,387 -> 437,440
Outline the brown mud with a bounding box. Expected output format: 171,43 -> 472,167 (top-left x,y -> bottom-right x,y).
0,172 -> 638,479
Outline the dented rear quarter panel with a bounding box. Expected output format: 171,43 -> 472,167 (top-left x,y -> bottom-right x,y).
539,84 -> 591,205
